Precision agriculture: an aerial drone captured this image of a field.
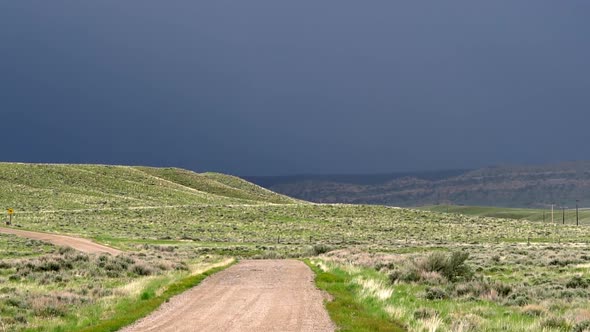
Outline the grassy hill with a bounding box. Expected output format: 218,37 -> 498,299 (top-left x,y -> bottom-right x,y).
0,163 -> 296,212
136,167 -> 295,204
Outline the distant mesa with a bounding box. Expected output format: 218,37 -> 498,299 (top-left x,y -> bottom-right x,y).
245,161 -> 590,208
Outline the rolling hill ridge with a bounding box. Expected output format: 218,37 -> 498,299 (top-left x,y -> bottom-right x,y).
0,163 -> 297,212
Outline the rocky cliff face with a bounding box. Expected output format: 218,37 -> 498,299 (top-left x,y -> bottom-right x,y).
248,162 -> 590,208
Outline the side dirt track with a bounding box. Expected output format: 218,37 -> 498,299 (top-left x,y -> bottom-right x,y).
121,259 -> 335,332
0,227 -> 121,255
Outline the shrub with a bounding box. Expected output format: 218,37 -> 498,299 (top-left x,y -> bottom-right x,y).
35,304 -> 68,317
30,296 -> 69,317
420,251 -> 472,282
374,262 -> 395,271
492,281 -> 512,297
259,250 -> 285,259
174,262 -> 189,271
573,320 -> 590,332
424,287 -> 448,300
71,253 -> 90,262
58,246 -> 76,255
117,255 -> 136,265
14,314 -> 27,324
548,258 -> 577,267
388,252 -> 473,285
0,287 -> 16,294
44,260 -> 62,272
452,280 -> 491,298
443,252 -> 473,282
131,263 -> 153,276
453,280 -> 511,299
566,275 -> 589,289
388,264 -> 420,284
6,297 -> 29,309
311,244 -> 332,256
506,293 -> 530,306
422,252 -> 448,273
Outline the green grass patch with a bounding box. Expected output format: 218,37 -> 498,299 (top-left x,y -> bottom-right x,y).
304,260 -> 405,332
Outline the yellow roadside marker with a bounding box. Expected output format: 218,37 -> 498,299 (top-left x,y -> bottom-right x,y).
7,208 -> 14,225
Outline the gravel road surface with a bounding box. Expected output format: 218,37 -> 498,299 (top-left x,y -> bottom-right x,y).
0,227 -> 121,255
121,259 -> 335,332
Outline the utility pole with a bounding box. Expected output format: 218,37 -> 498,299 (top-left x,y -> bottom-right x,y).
551,204 -> 554,224
562,206 -> 565,225
543,210 -> 545,223
576,199 -> 580,226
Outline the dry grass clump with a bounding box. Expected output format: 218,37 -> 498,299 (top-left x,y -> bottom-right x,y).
570,309 -> 590,325
520,304 -> 547,317
353,277 -> 393,301
323,248 -> 408,268
449,313 -> 482,332
415,314 -> 443,332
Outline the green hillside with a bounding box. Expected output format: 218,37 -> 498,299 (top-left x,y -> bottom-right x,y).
136,167 -> 296,204
0,163 -> 297,212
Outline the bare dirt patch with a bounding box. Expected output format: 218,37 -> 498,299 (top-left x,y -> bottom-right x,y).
121,259 -> 335,332
0,227 -> 121,255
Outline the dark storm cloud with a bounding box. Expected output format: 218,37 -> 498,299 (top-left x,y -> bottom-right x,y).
1,1 -> 589,175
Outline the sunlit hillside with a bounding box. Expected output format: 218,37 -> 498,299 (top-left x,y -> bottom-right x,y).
0,163 -> 297,212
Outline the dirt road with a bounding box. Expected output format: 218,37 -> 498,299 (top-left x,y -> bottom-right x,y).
0,227 -> 121,255
121,260 -> 335,332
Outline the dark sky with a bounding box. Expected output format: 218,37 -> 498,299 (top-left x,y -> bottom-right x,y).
1,1 -> 589,175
